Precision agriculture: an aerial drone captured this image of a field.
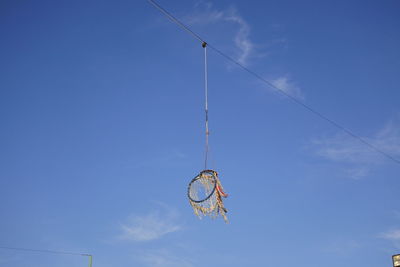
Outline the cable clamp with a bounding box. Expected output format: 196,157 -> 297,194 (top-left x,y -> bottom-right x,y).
202,42 -> 207,48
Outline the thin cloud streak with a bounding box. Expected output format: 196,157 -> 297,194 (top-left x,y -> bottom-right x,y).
127,149 -> 187,169
136,249 -> 195,267
322,239 -> 362,254
313,134 -> 377,164
186,3 -> 305,98
271,76 -> 304,100
224,10 -> 253,65
314,121 -> 400,164
379,229 -> 400,249
186,3 -> 255,66
380,229 -> 400,240
345,167 -> 370,180
312,120 -> 400,178
119,205 -> 181,242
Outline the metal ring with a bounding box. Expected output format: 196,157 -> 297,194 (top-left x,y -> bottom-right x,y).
187,170 -> 217,203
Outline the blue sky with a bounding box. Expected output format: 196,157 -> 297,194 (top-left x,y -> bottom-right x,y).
0,0 -> 400,266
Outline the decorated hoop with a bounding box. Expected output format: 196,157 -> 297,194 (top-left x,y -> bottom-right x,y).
188,170 -> 228,222
186,43 -> 229,223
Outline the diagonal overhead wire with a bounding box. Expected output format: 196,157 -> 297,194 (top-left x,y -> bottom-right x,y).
147,0 -> 400,166
0,246 -> 91,256
147,0 -> 205,43
0,246 -> 93,267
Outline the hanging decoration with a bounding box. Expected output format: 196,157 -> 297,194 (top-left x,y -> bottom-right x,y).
187,42 -> 229,222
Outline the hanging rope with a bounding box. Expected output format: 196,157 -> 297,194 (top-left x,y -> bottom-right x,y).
203,42 -> 209,170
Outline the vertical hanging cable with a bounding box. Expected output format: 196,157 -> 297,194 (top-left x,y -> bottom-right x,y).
203,42 -> 209,170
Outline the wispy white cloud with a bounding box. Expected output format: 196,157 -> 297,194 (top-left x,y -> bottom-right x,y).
313,134 -> 377,164
322,239 -> 362,254
186,3 -> 302,99
345,167 -> 370,180
394,210 -> 400,220
127,149 -> 187,169
186,3 -> 255,66
224,9 -> 253,66
136,249 -> 195,267
271,76 -> 304,100
119,204 -> 181,241
312,120 -> 400,178
379,229 -> 400,249
374,120 -> 400,156
380,229 -> 400,241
